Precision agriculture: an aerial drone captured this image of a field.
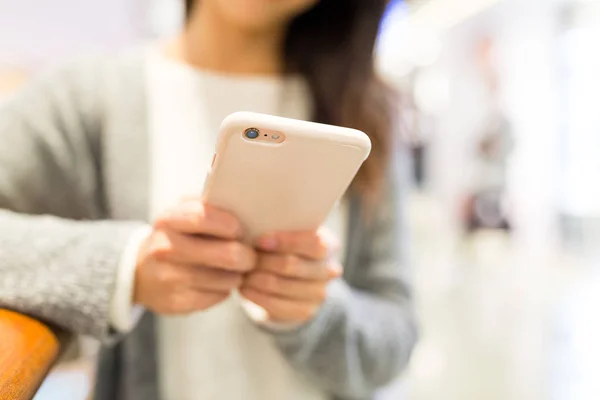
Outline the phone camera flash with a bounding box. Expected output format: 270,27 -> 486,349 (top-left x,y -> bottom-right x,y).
271,134 -> 280,140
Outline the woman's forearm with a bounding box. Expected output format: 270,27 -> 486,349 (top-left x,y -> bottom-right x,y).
268,279 -> 417,398
0,209 -> 143,338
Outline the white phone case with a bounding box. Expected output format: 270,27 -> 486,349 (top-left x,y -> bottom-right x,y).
202,112 -> 371,240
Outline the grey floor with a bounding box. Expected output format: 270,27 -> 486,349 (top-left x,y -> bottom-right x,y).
36,192 -> 600,400
403,193 -> 600,400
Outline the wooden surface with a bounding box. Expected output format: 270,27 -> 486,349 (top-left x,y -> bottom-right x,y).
0,310 -> 65,400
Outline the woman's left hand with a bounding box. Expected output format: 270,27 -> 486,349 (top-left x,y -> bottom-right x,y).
241,229 -> 342,324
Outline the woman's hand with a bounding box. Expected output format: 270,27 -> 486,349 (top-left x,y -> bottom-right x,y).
241,229 -> 342,324
134,199 -> 257,314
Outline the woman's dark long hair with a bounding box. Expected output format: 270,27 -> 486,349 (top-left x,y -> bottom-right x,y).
185,0 -> 396,198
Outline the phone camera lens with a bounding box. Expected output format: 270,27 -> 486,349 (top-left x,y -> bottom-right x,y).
245,128 -> 260,139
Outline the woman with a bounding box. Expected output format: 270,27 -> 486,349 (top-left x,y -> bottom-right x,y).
0,0 -> 416,399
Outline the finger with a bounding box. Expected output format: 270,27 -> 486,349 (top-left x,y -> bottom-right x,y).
177,265 -> 243,292
151,230 -> 256,272
155,199 -> 242,239
145,263 -> 239,294
256,253 -> 341,280
240,287 -> 319,323
256,228 -> 339,260
244,271 -> 327,301
162,290 -> 230,315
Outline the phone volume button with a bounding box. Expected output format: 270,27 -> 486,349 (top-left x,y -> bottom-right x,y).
211,153 -> 217,167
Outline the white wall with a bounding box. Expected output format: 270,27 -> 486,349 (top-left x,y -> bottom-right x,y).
495,0 -> 562,251
0,0 -> 147,69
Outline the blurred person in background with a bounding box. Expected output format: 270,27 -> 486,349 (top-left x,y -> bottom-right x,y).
0,1 -> 416,399
461,38 -> 513,235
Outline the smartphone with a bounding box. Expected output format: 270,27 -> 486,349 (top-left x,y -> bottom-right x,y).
202,112 -> 371,240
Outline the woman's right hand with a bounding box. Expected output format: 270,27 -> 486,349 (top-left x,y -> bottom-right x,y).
134,199 -> 256,315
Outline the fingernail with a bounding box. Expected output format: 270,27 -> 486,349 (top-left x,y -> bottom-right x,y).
182,200 -> 204,216
172,200 -> 204,219
329,262 -> 343,277
258,236 -> 278,251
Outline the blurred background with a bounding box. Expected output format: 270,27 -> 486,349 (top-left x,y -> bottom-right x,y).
1,0 -> 599,399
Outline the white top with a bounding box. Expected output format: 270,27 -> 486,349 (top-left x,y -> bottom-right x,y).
110,47 -> 347,400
